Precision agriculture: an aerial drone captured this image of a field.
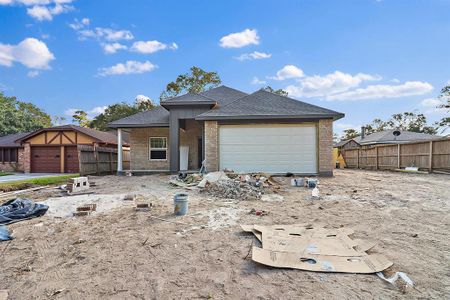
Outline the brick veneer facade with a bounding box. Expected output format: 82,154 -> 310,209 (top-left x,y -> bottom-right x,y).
204,121 -> 219,172
318,119 -> 334,176
129,120 -> 202,171
0,147 -> 25,173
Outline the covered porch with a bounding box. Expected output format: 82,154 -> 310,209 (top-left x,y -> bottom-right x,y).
115,118 -> 204,174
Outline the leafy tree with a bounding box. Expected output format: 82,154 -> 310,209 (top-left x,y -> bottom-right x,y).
160,66 -> 221,100
72,110 -> 90,127
342,129 -> 359,140
263,86 -> 289,96
387,112 -> 436,134
434,85 -> 450,133
89,98 -> 155,131
0,92 -> 52,135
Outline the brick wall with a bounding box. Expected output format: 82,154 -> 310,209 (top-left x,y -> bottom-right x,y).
204,121 -> 219,172
318,119 -> 333,176
130,128 -> 170,170
130,123 -> 202,171
0,147 -> 25,173
23,143 -> 31,173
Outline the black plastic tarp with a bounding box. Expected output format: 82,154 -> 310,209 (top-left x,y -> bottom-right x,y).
0,198 -> 48,225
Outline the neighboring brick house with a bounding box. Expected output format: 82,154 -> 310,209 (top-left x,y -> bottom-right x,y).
0,132 -> 30,173
109,86 -> 344,176
0,125 -> 129,173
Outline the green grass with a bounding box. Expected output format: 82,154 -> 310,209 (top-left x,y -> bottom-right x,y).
0,174 -> 80,192
0,172 -> 13,177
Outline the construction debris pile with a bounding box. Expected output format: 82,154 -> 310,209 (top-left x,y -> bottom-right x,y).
170,171 -> 283,201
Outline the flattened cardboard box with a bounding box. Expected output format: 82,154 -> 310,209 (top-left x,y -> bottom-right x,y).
242,224 -> 392,273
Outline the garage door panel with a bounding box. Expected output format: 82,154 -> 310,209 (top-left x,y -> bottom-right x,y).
31,146 -> 61,173
219,125 -> 317,174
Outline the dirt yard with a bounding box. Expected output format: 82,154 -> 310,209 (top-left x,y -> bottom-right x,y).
1,169 -> 449,299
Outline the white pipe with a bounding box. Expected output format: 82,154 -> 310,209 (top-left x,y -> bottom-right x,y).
117,128 -> 123,172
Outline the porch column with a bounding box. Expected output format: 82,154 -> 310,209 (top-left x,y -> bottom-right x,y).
169,117 -> 180,172
117,128 -> 123,173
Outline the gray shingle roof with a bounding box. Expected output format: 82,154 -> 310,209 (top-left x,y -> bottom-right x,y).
355,130 -> 441,145
160,86 -> 248,107
336,130 -> 442,147
160,92 -> 216,105
200,86 -> 248,106
0,132 -> 31,147
108,107 -> 169,128
196,89 -> 344,120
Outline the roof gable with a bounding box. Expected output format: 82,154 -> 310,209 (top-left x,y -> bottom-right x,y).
15,125 -> 125,145
196,89 -> 344,120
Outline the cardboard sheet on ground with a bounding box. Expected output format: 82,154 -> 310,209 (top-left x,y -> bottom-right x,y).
241,224 -> 392,273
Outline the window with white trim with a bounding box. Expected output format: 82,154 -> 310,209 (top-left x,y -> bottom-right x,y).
149,137 -> 167,160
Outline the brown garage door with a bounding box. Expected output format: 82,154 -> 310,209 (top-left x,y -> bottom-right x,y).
31,146 -> 61,173
64,146 -> 79,173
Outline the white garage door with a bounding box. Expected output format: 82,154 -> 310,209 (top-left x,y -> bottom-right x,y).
219,124 -> 317,174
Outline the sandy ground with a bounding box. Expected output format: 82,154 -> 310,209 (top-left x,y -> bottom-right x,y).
0,169 -> 449,299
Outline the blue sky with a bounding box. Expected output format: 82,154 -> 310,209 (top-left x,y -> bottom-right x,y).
0,0 -> 449,135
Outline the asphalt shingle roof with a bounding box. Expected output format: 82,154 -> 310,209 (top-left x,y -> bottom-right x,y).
0,132 -> 31,147
336,130 -> 442,147
196,89 -> 344,120
354,130 -> 441,145
160,92 -> 216,104
199,86 -> 248,106
108,107 -> 170,128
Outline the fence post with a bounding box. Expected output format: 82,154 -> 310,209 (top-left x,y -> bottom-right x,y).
109,151 -> 113,175
397,144 -> 401,169
356,149 -> 360,169
429,141 -> 433,173
95,145 -> 100,175
375,147 -> 378,170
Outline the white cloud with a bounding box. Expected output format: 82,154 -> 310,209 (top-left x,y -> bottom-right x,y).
102,42 -> 127,54
131,40 -> 177,54
98,60 -> 157,76
270,65 -> 305,80
235,51 -> 271,61
64,105 -> 107,119
286,71 -> 381,98
0,38 -> 54,69
135,94 -> 154,105
219,29 -> 259,48
74,26 -> 134,42
27,70 -> 40,77
26,2 -> 73,21
251,76 -> 266,85
421,97 -> 444,107
69,17 -> 90,30
326,81 -> 433,101
95,27 -> 134,41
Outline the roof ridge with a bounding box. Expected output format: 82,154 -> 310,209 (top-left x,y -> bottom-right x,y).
162,92 -> 216,102
257,89 -> 342,115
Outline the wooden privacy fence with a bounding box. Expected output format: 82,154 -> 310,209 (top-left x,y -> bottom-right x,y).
343,138 -> 450,172
78,145 -> 130,176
